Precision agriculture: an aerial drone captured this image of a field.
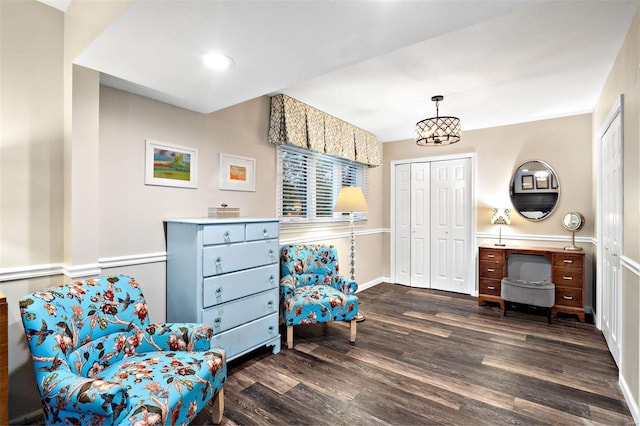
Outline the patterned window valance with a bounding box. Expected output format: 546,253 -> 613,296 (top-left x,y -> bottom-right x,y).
268,94 -> 381,167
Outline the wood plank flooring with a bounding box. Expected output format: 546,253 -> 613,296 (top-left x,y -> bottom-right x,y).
194,283 -> 634,425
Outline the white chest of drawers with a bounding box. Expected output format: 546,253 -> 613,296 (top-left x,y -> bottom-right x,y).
165,218 -> 281,360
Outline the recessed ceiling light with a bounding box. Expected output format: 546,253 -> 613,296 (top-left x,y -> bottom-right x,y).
203,52 -> 234,71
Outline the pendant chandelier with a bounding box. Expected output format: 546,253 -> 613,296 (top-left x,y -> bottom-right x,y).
416,95 -> 461,146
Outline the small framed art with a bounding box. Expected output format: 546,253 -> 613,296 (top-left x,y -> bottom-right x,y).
219,153 -> 256,191
521,175 -> 534,190
145,140 -> 198,188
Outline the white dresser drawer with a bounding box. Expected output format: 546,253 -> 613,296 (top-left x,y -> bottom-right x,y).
210,313 -> 279,360
246,222 -> 279,242
203,264 -> 278,308
203,239 -> 278,276
202,224 -> 245,245
204,289 -> 278,333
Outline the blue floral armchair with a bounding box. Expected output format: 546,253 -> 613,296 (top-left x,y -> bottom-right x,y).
19,274 -> 226,425
279,244 -> 358,349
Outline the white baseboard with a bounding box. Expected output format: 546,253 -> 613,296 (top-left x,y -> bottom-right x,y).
619,372 -> 639,425
356,276 -> 388,293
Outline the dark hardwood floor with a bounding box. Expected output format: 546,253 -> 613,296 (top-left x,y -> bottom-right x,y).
195,283 -> 634,425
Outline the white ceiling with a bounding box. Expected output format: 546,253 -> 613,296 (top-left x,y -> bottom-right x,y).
54,0 -> 640,142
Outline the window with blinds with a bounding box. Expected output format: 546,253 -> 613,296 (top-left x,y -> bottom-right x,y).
277,145 -> 367,221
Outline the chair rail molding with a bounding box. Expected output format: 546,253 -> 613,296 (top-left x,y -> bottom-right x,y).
0,252 -> 168,283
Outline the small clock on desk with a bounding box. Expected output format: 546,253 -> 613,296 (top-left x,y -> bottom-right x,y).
562,211 -> 585,251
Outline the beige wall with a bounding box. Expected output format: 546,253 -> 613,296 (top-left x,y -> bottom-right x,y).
0,0 -> 64,267
593,7 -> 640,417
384,114 -> 594,240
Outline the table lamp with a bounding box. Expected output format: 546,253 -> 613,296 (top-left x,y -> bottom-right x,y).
490,208 -> 511,246
334,186 -> 368,322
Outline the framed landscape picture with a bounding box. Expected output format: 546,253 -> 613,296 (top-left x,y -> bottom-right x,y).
145,140 -> 198,188
219,153 -> 256,191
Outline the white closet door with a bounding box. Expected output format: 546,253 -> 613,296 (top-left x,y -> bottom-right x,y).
394,163 -> 411,286
410,162 -> 431,288
600,110 -> 622,367
430,159 -> 471,293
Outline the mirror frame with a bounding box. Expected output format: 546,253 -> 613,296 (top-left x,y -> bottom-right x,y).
509,160 -> 560,222
562,211 -> 585,232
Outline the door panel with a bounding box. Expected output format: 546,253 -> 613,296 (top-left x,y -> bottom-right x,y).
600,111 -> 622,366
430,159 -> 471,293
410,163 -> 430,288
394,164 -> 411,285
393,158 -> 471,293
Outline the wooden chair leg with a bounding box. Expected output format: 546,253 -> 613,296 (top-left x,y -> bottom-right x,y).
287,325 -> 294,349
350,319 -> 357,343
211,388 -> 224,425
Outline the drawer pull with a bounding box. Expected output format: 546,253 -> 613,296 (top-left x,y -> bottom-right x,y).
487,254 -> 495,258
563,259 -> 573,264
263,228 -> 269,237
223,231 -> 230,242
268,249 -> 274,257
214,317 -> 222,325
267,300 -> 274,309
487,286 -> 496,290
215,257 -> 222,266
563,276 -> 573,280
487,268 -> 495,272
563,295 -> 573,300
268,325 -> 275,335
269,274 -> 275,284
215,287 -> 222,294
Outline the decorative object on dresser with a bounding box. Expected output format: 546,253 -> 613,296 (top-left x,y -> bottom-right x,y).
333,186 -> 369,322
490,208 -> 511,246
166,218 -> 281,360
279,244 -> 359,349
510,160 -> 559,221
478,245 -> 586,322
562,211 -> 585,251
208,203 -> 240,218
19,275 -> 226,425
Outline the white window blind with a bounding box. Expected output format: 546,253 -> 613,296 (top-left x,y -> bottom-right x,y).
277,145 -> 367,221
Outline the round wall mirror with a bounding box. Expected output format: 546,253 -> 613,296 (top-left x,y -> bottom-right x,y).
509,160 -> 560,221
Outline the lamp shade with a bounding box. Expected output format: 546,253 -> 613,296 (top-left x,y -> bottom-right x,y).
490,208 -> 511,225
334,187 -> 368,213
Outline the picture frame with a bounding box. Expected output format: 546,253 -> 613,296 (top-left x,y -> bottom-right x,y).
219,153 -> 256,192
521,175 -> 534,190
145,140 -> 198,188
536,176 -> 549,189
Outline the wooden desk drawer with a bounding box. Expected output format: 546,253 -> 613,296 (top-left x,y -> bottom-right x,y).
479,278 -> 501,296
553,253 -> 584,269
555,287 -> 582,307
552,269 -> 584,288
203,264 -> 278,308
479,261 -> 504,279
203,224 -> 245,245
203,239 -> 279,276
480,248 -> 505,262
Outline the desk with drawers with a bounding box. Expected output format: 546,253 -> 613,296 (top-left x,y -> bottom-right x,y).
478,244 -> 585,322
165,218 -> 281,360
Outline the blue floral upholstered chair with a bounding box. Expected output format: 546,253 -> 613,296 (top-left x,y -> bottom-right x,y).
279,244 -> 358,349
19,274 -> 226,425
